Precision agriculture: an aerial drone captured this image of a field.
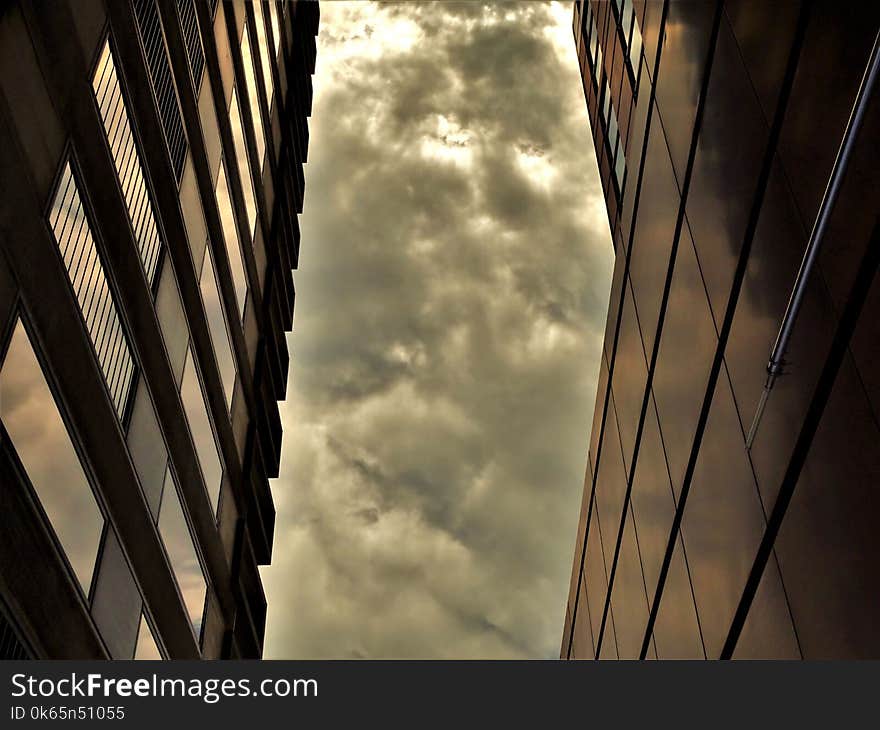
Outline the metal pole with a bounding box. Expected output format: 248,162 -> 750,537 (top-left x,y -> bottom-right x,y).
746,28 -> 880,449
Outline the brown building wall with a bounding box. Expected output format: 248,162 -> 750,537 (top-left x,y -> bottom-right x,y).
563,0 -> 880,659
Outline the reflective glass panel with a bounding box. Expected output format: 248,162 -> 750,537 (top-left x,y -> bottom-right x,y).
228,89 -> 258,238
198,245 -> 236,409
216,160 -> 248,318
0,319 -> 104,593
268,0 -> 281,59
48,162 -> 135,419
252,0 -> 274,109
240,28 -> 266,168
134,614 -> 162,659
157,467 -> 208,638
179,347 -> 222,512
92,41 -> 163,286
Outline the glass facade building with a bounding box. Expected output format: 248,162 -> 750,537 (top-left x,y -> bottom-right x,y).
0,0 -> 319,659
563,0 -> 880,659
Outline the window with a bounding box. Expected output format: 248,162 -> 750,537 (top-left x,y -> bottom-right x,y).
228,89 -> 258,238
240,23 -> 267,169
612,0 -> 644,80
268,1 -> 281,60
599,80 -> 627,194
0,318 -> 105,594
134,614 -> 162,659
176,0 -> 205,92
252,0 -> 275,110
198,245 -> 237,409
607,100 -> 619,156
585,2 -> 627,199
180,347 -> 223,513
155,262 -> 190,385
125,375 -> 210,646
132,0 -> 188,182
157,468 -> 208,638
92,40 -> 163,288
179,160 -> 237,411
48,161 -> 136,420
614,145 -> 627,191
582,0 -> 601,85
126,379 -> 167,519
216,160 -> 248,318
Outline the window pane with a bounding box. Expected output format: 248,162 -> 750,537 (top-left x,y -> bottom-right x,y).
590,23 -> 598,68
126,378 -> 168,519
198,246 -> 237,409
198,72 -> 222,179
608,107 -> 620,156
216,160 -> 248,318
180,347 -> 222,512
155,260 -> 190,386
157,468 -> 208,639
134,614 -> 162,659
252,0 -> 274,108
268,0 -> 281,59
0,319 -> 104,593
630,18 -> 643,69
615,148 -> 627,191
90,528 -> 142,659
239,28 -> 266,168
92,40 -> 163,287
48,162 -> 136,419
622,0 -> 634,44
228,90 -> 257,238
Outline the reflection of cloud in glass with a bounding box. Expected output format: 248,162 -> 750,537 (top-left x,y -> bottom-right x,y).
215,161 -> 248,319
179,348 -> 223,513
198,237 -> 237,410
0,319 -> 105,593
134,613 -> 162,659
157,468 -> 208,639
228,89 -> 258,239
252,0 -> 275,108
240,30 -> 266,168
268,0 -> 281,60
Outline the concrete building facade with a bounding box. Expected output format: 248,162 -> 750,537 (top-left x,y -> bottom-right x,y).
0,0 -> 318,659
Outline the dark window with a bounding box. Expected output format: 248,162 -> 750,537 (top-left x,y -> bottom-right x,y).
176,0 -> 205,92
132,0 -> 188,182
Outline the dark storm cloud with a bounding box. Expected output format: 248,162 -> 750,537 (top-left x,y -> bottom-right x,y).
261,1 -> 613,658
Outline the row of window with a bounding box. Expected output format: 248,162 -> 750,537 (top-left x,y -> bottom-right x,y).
242,0 -> 287,199
96,0 -> 294,654
611,0 -> 643,83
581,0 -> 629,195
92,41 -> 225,520
0,312 -> 207,657
45,150 -> 213,651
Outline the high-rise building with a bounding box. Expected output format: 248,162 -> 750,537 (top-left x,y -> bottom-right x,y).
563,0 -> 880,659
0,0 -> 318,659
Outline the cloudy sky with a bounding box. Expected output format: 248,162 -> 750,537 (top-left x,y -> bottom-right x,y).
261,1 -> 613,659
